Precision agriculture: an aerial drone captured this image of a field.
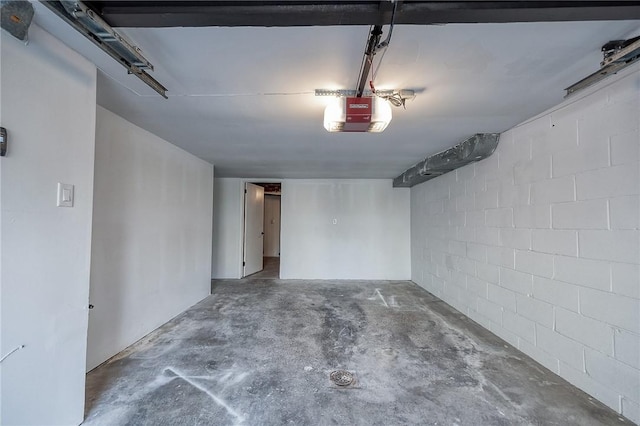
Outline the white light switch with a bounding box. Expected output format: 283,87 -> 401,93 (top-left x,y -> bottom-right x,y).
57,183 -> 74,207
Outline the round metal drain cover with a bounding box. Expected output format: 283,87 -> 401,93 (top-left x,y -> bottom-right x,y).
330,370 -> 354,386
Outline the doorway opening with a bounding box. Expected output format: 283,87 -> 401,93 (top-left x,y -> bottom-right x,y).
242,182 -> 281,279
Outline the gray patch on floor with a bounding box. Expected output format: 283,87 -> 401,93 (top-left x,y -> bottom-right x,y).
83,279 -> 631,425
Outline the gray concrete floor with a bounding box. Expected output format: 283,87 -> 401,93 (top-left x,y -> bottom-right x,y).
84,279 -> 630,425
245,257 -> 280,280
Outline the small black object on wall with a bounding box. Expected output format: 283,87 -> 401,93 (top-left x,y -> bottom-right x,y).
0,127 -> 7,157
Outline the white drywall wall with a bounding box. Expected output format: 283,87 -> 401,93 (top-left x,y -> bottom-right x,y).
263,194 -> 281,257
410,64 -> 640,423
0,25 -> 96,425
281,180 -> 410,279
87,106 -> 213,371
212,179 -> 410,280
212,178 -> 244,278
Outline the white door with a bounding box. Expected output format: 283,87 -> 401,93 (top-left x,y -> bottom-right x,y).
243,182 -> 264,277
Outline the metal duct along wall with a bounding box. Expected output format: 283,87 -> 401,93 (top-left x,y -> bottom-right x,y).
393,133 -> 500,188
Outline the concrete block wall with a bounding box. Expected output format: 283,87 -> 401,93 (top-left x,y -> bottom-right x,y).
410,64 -> 639,423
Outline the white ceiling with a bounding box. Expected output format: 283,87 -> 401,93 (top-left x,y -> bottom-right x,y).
32,5 -> 640,178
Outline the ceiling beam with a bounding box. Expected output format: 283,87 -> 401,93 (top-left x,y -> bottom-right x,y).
83,1 -> 640,28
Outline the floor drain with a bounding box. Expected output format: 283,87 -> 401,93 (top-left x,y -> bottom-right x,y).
330,370 -> 354,386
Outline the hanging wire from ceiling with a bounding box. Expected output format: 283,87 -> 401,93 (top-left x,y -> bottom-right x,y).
369,1 -> 407,108
371,44 -> 389,83
370,81 -> 406,108
375,1 -> 397,53
371,0 -> 397,84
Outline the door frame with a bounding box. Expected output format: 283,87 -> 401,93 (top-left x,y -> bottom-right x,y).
237,178 -> 283,278
242,182 -> 265,277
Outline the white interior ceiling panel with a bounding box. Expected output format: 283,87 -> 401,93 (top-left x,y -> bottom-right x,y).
32,3 -> 640,178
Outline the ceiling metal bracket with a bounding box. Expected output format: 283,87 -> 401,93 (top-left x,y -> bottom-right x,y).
41,0 -> 168,98
315,89 -> 414,99
565,35 -> 640,97
393,133 -> 500,188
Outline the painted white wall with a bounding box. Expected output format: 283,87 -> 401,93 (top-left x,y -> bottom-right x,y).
212,178 -> 410,280
410,64 -> 640,423
0,25 -> 96,425
212,178 -> 244,278
263,194 -> 281,257
87,106 -> 213,371
281,179 -> 411,279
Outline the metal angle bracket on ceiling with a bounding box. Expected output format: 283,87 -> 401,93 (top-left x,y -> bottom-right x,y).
41,0 -> 168,98
315,89 -> 415,99
393,133 -> 500,188
565,35 -> 640,97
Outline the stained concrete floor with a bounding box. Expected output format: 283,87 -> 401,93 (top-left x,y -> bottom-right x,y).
84,279 -> 630,425
245,257 -> 280,280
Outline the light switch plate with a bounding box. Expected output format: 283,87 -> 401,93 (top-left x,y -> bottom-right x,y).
57,183 -> 74,207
